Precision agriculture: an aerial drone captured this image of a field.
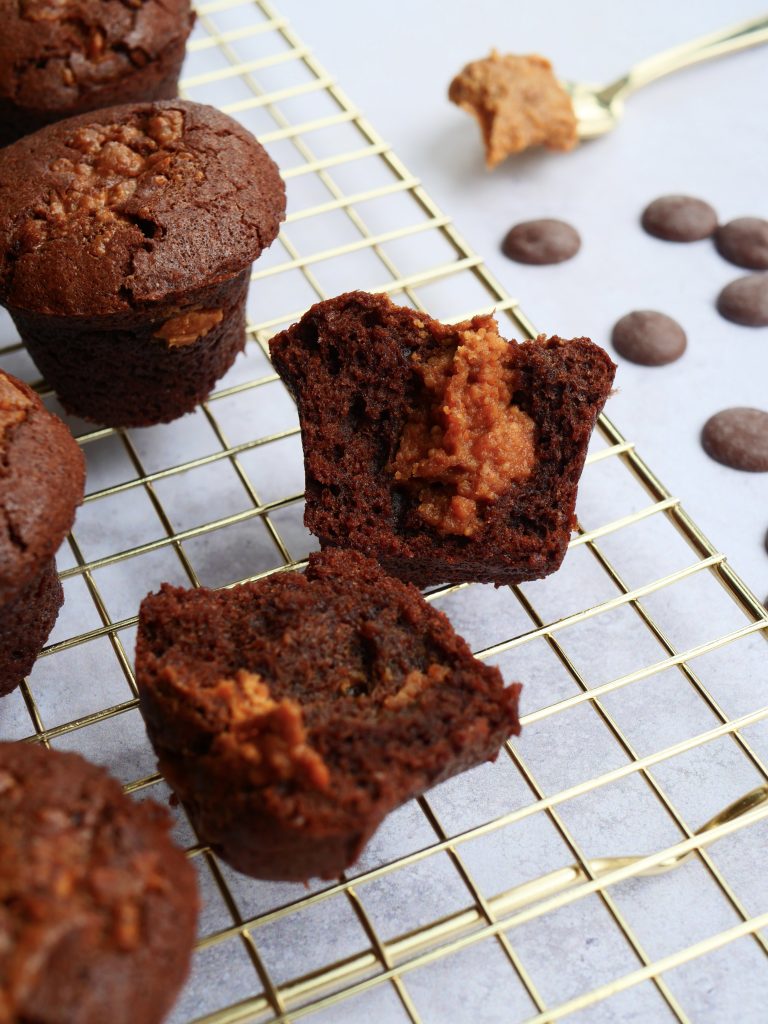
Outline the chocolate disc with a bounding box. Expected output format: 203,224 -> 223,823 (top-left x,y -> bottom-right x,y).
611,310 -> 686,366
641,195 -> 718,242
501,219 -> 581,265
715,218 -> 768,270
716,274 -> 768,326
701,408 -> 768,471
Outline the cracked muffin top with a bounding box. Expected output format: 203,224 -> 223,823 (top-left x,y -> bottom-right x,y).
0,369 -> 84,604
0,741 -> 198,1024
0,99 -> 286,316
0,0 -> 194,110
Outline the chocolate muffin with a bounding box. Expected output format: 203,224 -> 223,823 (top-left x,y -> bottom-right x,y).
0,369 -> 84,696
0,100 -> 286,427
136,549 -> 522,881
0,0 -> 195,148
270,292 -> 616,587
0,741 -> 198,1024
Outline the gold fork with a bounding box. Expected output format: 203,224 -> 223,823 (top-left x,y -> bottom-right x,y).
567,13 -> 768,140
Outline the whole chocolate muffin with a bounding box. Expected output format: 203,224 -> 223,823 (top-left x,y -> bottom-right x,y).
0,369 -> 84,696
136,549 -> 522,881
0,741 -> 198,1024
0,0 -> 195,148
0,100 -> 286,426
270,291 -> 615,587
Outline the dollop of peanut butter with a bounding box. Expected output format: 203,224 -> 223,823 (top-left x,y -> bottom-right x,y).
449,51 -> 578,167
16,110 -> 186,260
391,320 -> 535,537
383,664 -> 450,710
0,373 -> 32,450
153,308 -> 224,347
211,669 -> 330,791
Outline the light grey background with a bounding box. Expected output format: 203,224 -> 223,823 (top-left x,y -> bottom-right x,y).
280,0 -> 768,605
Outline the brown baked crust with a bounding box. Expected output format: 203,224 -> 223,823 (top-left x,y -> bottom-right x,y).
14,267 -> 250,427
0,369 -> 84,604
0,100 -> 286,316
0,558 -> 63,696
0,741 -> 198,1024
269,291 -> 616,587
0,0 -> 195,146
136,549 -> 522,881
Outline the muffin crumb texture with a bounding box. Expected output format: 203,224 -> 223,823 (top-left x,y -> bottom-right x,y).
449,51 -> 578,167
270,291 -> 615,587
136,549 -> 522,880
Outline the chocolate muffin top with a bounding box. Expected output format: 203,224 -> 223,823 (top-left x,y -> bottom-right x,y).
0,100 -> 286,316
0,369 -> 85,605
0,741 -> 198,1024
0,0 -> 194,111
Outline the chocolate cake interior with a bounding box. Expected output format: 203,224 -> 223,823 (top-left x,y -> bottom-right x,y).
270,291 -> 616,586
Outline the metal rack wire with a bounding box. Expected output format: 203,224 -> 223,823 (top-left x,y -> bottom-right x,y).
2,1 -> 768,1021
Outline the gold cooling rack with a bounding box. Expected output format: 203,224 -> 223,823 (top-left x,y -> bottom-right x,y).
2,2 -> 768,1021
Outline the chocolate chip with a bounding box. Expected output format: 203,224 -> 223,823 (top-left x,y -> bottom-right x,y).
641,195 -> 718,242
611,310 -> 686,366
701,408 -> 768,471
715,218 -> 768,270
501,219 -> 581,265
716,274 -> 768,326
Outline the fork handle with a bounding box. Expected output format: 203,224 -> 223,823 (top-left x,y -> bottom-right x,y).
602,13 -> 768,102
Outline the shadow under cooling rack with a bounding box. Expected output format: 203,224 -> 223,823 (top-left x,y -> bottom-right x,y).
1,1 -> 767,1022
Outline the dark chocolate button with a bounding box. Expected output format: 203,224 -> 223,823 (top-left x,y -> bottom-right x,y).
716,274 -> 768,326
641,195 -> 718,242
701,408 -> 768,471
501,219 -> 581,264
715,218 -> 768,270
611,310 -> 686,366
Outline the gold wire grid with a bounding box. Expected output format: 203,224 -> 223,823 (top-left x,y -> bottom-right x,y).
1,1 -> 768,1021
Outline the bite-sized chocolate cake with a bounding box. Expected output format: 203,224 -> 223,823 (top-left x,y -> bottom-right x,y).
0,0 -> 195,148
136,549 -> 522,881
270,292 -> 616,587
0,741 -> 198,1024
0,369 -> 84,696
0,100 -> 286,426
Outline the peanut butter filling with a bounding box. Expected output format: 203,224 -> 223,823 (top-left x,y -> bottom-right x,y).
15,109 -> 191,260
20,0 -> 79,21
153,308 -> 224,347
383,664 -> 450,711
391,320 -> 535,537
211,669 -> 330,791
449,51 -> 578,167
0,374 -> 32,450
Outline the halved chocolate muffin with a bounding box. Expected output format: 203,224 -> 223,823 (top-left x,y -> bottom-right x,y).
136,549 -> 521,881
0,0 -> 195,147
0,100 -> 286,426
0,368 -> 84,696
0,741 -> 198,1024
270,291 -> 616,587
